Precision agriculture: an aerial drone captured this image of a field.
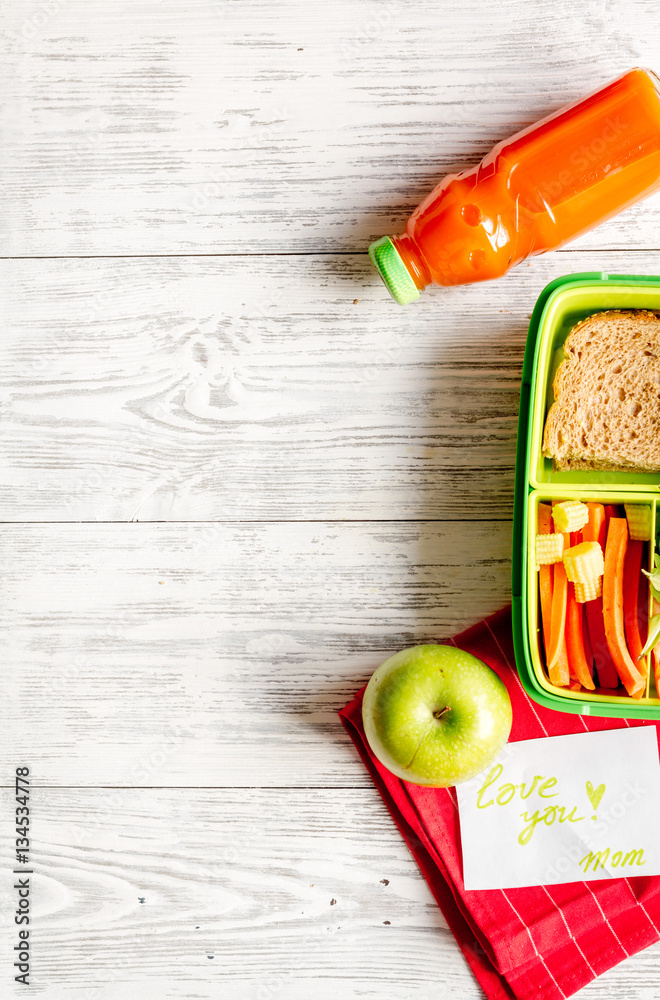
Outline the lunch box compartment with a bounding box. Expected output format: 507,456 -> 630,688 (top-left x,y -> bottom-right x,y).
528,280 -> 660,490
526,491 -> 657,707
512,272 -> 660,718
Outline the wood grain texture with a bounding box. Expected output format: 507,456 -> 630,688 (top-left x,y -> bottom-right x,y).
2,786 -> 660,999
1,519 -> 511,786
5,1 -> 660,996
0,786 -> 472,999
2,0 -> 660,255
5,248 -> 660,523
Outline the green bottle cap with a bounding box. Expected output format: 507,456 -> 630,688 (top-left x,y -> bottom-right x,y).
368,236 -> 421,305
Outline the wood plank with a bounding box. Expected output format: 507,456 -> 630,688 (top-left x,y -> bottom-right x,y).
2,785 -> 659,998
4,248 -> 658,523
1,520 -> 511,786
0,786 -> 475,998
5,3 -> 660,996
2,0 -> 660,255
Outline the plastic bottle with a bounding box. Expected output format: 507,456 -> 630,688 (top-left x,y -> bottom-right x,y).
369,68 -> 660,304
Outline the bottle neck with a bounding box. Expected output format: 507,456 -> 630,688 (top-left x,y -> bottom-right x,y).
392,234 -> 432,290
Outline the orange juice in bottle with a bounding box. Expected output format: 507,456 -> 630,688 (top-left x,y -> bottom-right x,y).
369,68 -> 660,304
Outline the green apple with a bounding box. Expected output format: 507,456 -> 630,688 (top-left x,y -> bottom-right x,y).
362,644 -> 512,787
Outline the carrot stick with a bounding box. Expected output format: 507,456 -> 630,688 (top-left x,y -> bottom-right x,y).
547,560 -> 569,686
584,503 -> 606,547
585,599 -> 619,688
544,503 -> 569,687
623,539 -> 648,678
602,518 -> 645,698
538,503 -> 553,534
653,598 -> 660,698
578,501 -> 618,687
537,503 -> 554,659
566,583 -> 596,689
552,627 -> 570,688
582,602 -> 594,682
539,566 -> 553,654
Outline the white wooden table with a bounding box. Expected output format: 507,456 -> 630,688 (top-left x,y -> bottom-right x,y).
3,2 -> 660,996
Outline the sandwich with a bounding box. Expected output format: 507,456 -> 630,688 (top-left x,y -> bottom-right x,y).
542,309 -> 660,473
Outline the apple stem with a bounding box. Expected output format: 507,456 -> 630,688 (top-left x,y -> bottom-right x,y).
433,707 -> 451,721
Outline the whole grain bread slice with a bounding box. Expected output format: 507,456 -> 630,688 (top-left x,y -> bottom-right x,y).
542,309 -> 660,472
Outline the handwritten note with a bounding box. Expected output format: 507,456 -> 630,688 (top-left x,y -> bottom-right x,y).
456,727 -> 660,889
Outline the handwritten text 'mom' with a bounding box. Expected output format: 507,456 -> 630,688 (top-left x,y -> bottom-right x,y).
579,847 -> 646,874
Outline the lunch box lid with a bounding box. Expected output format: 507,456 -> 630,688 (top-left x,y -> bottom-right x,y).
511,271 -> 660,718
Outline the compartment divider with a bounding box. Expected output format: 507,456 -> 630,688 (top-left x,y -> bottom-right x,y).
527,491 -> 660,713
647,499 -> 658,701
642,499 -> 655,701
517,276 -> 660,718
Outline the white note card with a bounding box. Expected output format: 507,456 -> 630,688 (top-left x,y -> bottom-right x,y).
456,727 -> 660,890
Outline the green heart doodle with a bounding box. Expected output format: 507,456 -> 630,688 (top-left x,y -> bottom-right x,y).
586,781 -> 606,811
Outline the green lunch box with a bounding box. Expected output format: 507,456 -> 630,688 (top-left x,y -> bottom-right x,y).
512,271 -> 660,718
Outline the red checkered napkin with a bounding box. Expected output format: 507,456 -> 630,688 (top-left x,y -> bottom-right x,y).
339,607 -> 660,1000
